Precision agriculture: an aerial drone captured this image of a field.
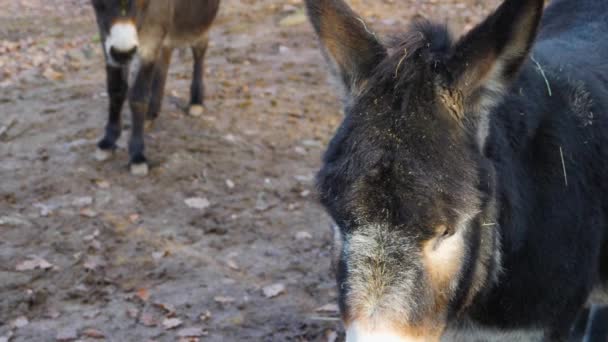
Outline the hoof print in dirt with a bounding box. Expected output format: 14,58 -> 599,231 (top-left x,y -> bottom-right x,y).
130,163 -> 149,176
188,104 -> 205,117
94,148 -> 114,162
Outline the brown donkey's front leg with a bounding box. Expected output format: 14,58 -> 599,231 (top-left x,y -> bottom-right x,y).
146,47 -> 173,123
128,60 -> 157,176
188,39 -> 209,117
96,65 -> 129,161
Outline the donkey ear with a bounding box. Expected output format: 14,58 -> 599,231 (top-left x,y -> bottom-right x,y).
305,0 -> 387,94
446,0 -> 544,111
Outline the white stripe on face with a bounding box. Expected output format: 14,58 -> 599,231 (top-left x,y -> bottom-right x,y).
346,322 -> 428,342
104,22 -> 138,61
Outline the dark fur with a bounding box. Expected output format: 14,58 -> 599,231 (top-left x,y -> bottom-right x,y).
308,0 -> 608,339
91,0 -> 220,173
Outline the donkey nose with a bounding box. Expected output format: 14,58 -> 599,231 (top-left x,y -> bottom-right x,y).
110,46 -> 137,64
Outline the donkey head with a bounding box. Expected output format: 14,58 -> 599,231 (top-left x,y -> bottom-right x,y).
91,0 -> 148,66
307,0 -> 544,340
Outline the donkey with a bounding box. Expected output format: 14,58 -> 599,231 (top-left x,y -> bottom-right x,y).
306,0 -> 608,340
91,0 -> 220,175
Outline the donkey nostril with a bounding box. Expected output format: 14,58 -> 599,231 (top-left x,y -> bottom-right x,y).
109,46 -> 137,64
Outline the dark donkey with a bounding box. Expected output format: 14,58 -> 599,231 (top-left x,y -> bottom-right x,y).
306,0 -> 608,340
91,0 -> 220,175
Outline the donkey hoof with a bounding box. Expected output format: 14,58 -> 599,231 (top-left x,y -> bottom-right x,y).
95,148 -> 113,162
188,105 -> 204,117
130,163 -> 149,176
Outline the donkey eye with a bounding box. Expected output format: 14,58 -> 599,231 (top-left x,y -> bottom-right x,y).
437,224 -> 451,238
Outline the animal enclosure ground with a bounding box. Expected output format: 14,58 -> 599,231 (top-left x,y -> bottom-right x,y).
0,0 -> 499,341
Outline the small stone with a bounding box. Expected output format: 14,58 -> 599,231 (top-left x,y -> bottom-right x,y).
295,231 -> 312,240
80,208 -> 98,218
226,260 -> 239,270
300,190 -> 311,197
262,283 -> 286,298
12,316 -> 29,328
95,180 -> 110,189
184,197 -> 210,210
199,310 -> 212,322
225,179 -> 235,189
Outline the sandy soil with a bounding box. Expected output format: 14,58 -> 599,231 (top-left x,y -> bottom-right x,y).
0,1 -> 500,341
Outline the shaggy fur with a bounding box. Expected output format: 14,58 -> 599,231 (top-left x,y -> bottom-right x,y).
307,0 -> 608,340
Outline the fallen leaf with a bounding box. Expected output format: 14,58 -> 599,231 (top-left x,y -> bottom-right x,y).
82,328 -> 105,339
177,327 -> 206,337
226,259 -> 239,270
184,197 -> 210,210
263,283 -> 286,298
128,213 -> 140,223
153,302 -> 176,317
140,312 -> 158,327
162,317 -> 183,330
136,288 -> 150,302
295,231 -> 312,240
315,303 -> 340,313
16,256 -> 54,271
213,296 -> 235,304
83,255 -> 106,271
126,307 -> 139,319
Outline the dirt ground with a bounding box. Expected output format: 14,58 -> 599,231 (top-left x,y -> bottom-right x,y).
0,1 -> 500,341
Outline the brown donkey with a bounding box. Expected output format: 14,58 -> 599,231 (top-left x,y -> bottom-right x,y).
91,0 -> 220,175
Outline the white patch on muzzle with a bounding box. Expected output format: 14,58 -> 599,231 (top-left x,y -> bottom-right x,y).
104,22 -> 138,64
346,322 -> 425,342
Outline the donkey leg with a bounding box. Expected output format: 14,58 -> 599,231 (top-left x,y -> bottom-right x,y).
188,38 -> 209,117
128,61 -> 157,176
96,65 -> 129,161
146,47 -> 172,125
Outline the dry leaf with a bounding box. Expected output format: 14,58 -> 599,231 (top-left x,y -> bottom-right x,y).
136,288 -> 150,302
16,256 -> 53,271
315,303 -> 339,313
177,327 -> 206,337
213,296 -> 235,304
140,312 -> 158,327
263,283 -> 286,298
82,328 -> 105,339
162,317 -> 183,330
